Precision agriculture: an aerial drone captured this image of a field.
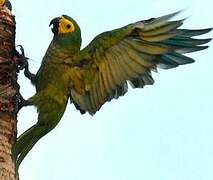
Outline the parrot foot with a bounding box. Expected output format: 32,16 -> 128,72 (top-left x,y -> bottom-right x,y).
14,45 -> 29,72
14,45 -> 36,82
14,92 -> 32,113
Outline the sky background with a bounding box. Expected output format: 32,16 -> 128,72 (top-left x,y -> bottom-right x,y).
10,0 -> 213,179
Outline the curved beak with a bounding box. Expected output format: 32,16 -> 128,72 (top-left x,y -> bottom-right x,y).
49,17 -> 60,34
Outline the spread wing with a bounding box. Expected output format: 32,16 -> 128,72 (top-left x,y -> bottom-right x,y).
69,11 -> 212,115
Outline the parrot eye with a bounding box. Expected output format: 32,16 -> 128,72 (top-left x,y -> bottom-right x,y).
66,24 -> 71,29
57,16 -> 75,34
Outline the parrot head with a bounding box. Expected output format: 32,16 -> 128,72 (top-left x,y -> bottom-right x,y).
49,15 -> 82,52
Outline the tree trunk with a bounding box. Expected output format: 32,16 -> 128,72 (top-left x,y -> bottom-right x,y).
0,6 -> 18,180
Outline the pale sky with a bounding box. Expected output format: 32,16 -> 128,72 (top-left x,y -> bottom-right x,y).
12,0 -> 213,179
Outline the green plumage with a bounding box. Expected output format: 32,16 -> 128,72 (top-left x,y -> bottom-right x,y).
13,12 -> 212,168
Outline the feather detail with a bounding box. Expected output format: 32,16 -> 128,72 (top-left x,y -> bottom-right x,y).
70,11 -> 211,114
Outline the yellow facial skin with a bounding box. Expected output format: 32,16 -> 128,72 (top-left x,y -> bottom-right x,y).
58,16 -> 75,34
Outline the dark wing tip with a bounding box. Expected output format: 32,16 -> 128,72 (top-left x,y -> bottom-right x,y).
201,38 -> 212,44
179,28 -> 212,37
199,28 -> 213,35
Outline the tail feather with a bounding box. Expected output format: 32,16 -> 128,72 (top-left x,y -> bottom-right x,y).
13,125 -> 36,158
16,137 -> 40,168
13,125 -> 48,168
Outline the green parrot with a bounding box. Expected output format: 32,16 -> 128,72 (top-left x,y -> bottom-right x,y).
13,11 -> 212,167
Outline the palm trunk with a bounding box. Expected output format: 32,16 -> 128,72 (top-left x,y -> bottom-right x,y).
0,6 -> 18,180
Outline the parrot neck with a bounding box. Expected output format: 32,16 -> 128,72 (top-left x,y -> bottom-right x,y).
52,32 -> 82,57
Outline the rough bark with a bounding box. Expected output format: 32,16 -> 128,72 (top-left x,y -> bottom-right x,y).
0,6 -> 18,180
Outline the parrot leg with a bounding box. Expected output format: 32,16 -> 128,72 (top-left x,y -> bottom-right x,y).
15,45 -> 36,83
15,92 -> 33,113
23,59 -> 36,83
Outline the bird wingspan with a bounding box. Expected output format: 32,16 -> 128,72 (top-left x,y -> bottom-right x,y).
68,11 -> 212,115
